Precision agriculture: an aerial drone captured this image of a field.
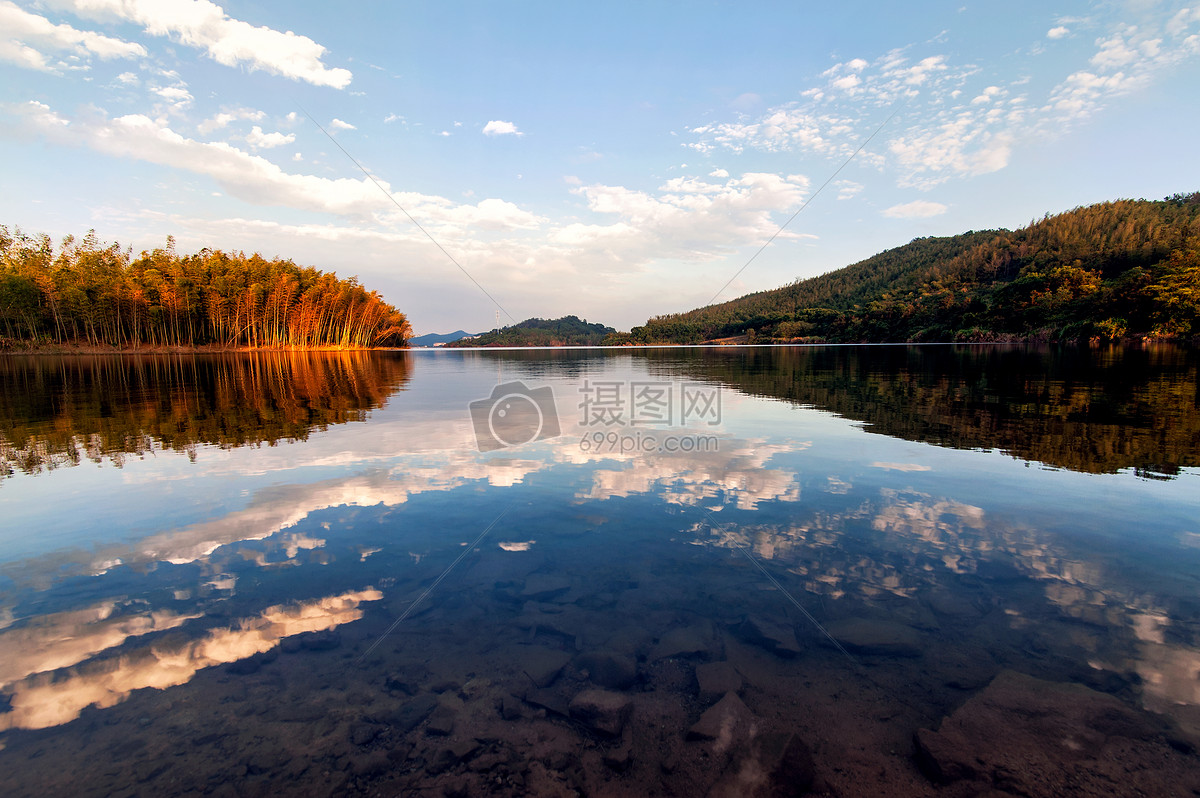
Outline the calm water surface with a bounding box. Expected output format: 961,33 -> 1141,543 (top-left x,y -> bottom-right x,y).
1,345 -> 1198,796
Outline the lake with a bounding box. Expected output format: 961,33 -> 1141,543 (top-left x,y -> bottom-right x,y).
1,345 -> 1198,796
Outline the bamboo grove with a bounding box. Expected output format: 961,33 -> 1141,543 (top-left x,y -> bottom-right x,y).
0,227 -> 412,348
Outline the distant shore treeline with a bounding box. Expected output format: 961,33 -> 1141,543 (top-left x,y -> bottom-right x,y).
615,194 -> 1200,345
444,315 -> 614,347
0,227 -> 412,349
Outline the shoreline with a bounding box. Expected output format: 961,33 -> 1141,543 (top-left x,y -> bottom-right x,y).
0,342 -> 410,356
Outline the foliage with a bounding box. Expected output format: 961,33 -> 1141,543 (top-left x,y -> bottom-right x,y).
0,227 -> 412,348
445,315 -> 614,347
628,195 -> 1200,343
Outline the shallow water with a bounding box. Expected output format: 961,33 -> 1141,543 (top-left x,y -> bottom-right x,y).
1,345 -> 1198,796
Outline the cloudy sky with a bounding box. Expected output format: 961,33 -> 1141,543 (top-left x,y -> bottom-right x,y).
2,0 -> 1198,334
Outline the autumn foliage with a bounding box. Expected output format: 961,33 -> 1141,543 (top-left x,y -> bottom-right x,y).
0,229 -> 412,348
624,194 -> 1200,344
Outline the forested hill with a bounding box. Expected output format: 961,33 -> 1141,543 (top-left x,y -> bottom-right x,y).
445,315 -> 614,347
619,194 -> 1200,344
0,227 -> 412,349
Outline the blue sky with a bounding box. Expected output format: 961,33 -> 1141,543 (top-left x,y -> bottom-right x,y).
1,0 -> 1198,334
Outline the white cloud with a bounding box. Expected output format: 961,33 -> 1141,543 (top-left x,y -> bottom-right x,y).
329,118 -> 355,131
882,200 -> 948,218
688,8 -> 1200,192
483,120 -> 522,136
197,107 -> 264,134
152,84 -> 193,109
15,101 -> 552,243
17,101 -> 390,216
709,168 -> 729,178
834,179 -> 863,200
0,1 -> 144,72
56,0 -> 352,88
114,70 -> 138,85
1045,14 -> 1199,124
0,38 -> 52,71
245,125 -> 295,149
383,113 -> 403,124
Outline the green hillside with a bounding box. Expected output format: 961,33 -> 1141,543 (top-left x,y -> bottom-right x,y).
445,315 -> 614,347
618,194 -> 1200,344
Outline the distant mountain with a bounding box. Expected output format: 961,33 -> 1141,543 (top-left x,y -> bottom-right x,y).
443,316 -> 614,347
617,193 -> 1200,344
409,330 -> 476,347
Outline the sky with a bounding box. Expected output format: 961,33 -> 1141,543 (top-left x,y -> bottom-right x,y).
1,1 -> 1198,335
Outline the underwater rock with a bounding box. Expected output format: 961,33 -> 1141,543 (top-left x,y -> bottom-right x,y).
298,629 -> 341,651
707,731 -> 816,798
427,737 -> 481,775
522,688 -> 570,717
914,670 -> 1200,796
521,574 -> 573,601
651,624 -> 712,660
687,692 -> 757,753
517,646 -> 572,688
349,750 -> 390,778
384,673 -> 422,696
569,689 -> 633,737
426,706 -> 456,736
603,732 -> 634,772
695,661 -> 742,703
825,618 -> 922,657
388,694 -> 439,735
577,652 -> 638,689
349,722 -> 383,746
737,617 -> 802,657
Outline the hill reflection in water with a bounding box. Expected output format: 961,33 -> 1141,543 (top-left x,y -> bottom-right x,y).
0,351 -> 412,480
632,343 -> 1200,478
0,346 -> 1197,797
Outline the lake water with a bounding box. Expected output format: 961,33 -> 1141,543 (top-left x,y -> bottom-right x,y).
1,345 -> 1198,796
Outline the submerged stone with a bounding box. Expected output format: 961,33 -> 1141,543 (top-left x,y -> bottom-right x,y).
425,706 -> 456,736
707,731 -> 816,798
737,617 -> 802,657
517,646 -> 572,688
825,618 -> 922,657
298,629 -> 341,651
522,688 -> 570,717
651,624 -> 712,660
695,661 -> 742,703
388,694 -> 439,735
914,670 -> 1200,795
577,652 -> 638,689
349,722 -> 383,746
687,692 -> 757,753
521,574 -> 573,601
569,689 -> 633,737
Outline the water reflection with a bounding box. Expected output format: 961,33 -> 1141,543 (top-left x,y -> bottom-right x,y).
636,343 -> 1200,478
0,351 -> 411,480
0,589 -> 381,731
0,346 -> 1197,796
